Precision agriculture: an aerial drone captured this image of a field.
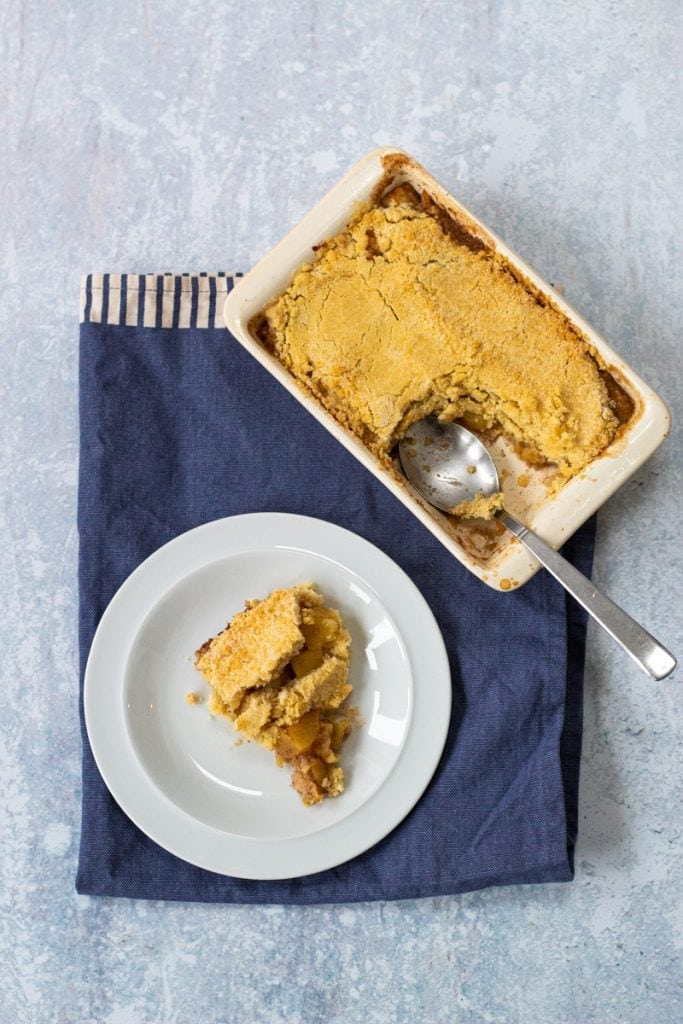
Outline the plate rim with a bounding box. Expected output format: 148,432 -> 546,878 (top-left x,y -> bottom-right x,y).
83,512 -> 452,880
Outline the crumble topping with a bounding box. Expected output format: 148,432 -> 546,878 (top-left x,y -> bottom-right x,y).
255,184 -> 622,516
194,584 -> 353,806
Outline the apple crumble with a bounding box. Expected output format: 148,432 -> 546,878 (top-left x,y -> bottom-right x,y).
253,184 -> 624,515
194,584 -> 353,806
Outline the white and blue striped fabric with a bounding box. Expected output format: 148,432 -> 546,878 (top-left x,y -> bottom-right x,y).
80,273 -> 241,330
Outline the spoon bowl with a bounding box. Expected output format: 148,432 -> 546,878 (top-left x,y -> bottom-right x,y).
399,419 -> 500,512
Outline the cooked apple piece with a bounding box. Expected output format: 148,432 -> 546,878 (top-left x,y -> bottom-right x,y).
291,649 -> 325,678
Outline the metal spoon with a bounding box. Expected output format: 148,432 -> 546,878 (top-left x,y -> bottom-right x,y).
398,418 -> 676,680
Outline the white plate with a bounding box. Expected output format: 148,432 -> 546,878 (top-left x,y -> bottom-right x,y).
84,513 -> 451,879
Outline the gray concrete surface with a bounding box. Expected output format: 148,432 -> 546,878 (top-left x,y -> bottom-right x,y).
1,1 -> 681,1021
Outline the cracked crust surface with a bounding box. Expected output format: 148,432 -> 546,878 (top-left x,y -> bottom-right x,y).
256,185 -> 620,506
194,584 -> 353,806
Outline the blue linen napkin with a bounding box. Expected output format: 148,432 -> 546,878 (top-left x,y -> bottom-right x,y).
77,272 -> 595,903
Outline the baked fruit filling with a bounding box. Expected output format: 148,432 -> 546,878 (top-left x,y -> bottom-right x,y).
194,584 -> 353,806
254,184 -> 628,518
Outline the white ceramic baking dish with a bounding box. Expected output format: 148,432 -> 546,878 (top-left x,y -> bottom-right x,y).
223,148 -> 670,590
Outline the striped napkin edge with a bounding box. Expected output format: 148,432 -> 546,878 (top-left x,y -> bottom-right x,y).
80,272 -> 242,330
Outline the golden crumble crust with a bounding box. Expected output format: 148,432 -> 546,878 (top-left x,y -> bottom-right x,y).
195,587 -> 308,709
194,584 -> 353,806
256,185 -> 621,513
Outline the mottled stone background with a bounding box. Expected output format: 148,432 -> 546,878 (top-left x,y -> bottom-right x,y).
1,1 -> 681,1021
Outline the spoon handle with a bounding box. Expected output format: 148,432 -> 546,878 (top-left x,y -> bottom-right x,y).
499,512 -> 676,680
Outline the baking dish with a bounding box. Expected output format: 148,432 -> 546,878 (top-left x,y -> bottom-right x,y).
223,148 -> 670,590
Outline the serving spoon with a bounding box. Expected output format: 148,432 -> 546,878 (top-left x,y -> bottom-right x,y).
398,418 -> 676,680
